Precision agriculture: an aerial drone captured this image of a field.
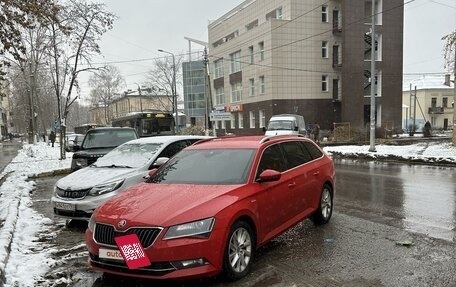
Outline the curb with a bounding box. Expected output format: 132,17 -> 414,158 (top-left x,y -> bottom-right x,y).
29,168 -> 72,179
329,153 -> 456,167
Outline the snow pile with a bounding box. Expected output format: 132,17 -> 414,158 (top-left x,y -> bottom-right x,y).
0,143 -> 71,286
323,142 -> 456,165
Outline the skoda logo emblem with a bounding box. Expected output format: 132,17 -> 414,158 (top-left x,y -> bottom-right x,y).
118,219 -> 126,228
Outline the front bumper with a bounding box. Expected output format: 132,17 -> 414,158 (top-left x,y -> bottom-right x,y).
51,192 -> 118,220
85,226 -> 226,280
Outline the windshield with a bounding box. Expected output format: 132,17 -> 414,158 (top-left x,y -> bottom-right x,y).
151,149 -> 255,185
94,142 -> 163,168
82,129 -> 137,149
267,120 -> 294,131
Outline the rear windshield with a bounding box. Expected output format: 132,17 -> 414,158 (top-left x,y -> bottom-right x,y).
151,149 -> 255,185
82,129 -> 137,149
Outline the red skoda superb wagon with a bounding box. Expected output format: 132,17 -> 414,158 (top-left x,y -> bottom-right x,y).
86,135 -> 335,280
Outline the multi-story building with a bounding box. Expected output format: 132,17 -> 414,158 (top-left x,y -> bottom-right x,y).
88,89 -> 172,126
208,0 -> 403,135
402,75 -> 454,131
183,60 -> 210,127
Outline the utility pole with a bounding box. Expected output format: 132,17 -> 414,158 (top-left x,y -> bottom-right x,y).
413,86 -> 417,135
203,47 -> 214,135
368,0 -> 376,152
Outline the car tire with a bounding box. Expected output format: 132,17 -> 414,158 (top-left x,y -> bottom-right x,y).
222,220 -> 255,280
311,184 -> 333,225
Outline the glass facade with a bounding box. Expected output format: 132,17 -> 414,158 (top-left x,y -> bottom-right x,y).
183,61 -> 208,119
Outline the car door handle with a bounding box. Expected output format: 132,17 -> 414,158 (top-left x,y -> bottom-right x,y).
288,182 -> 296,188
313,171 -> 320,176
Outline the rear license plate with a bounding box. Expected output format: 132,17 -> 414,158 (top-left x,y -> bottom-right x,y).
54,201 -> 75,211
99,248 -> 124,261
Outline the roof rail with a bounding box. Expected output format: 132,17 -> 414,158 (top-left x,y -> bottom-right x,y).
259,134 -> 306,144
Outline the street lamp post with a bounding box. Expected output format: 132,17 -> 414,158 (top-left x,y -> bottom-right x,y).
158,49 -> 178,134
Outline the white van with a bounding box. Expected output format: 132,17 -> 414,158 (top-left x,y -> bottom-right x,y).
264,114 -> 307,136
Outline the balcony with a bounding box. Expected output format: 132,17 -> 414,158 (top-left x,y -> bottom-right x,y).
428,107 -> 444,114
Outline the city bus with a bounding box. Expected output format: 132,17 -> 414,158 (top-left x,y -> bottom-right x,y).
111,111 -> 174,137
74,123 -> 99,135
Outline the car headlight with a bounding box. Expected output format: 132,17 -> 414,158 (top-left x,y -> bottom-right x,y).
88,215 -> 96,232
163,218 -> 215,240
74,158 -> 88,168
88,179 -> 124,196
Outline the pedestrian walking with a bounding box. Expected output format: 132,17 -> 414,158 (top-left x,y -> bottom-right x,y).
49,131 -> 56,147
312,122 -> 320,143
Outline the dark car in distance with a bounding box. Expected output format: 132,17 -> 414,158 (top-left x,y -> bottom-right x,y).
71,127 -> 138,171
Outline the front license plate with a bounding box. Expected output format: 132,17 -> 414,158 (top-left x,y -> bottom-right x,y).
99,248 -> 124,261
54,201 -> 75,211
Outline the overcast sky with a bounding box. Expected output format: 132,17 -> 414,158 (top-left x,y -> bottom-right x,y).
78,0 -> 456,101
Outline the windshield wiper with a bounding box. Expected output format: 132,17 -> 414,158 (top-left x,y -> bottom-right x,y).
94,164 -> 133,168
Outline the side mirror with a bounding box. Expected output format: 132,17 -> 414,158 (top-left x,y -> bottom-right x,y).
294,126 -> 299,131
262,127 -> 266,132
73,145 -> 81,152
152,157 -> 169,167
256,169 -> 281,183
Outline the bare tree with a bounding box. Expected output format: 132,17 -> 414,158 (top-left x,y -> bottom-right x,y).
88,65 -> 125,124
442,31 -> 456,71
0,0 -> 61,82
145,56 -> 183,112
47,0 -> 115,159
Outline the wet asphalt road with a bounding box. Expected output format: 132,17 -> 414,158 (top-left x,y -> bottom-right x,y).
30,159 -> 456,287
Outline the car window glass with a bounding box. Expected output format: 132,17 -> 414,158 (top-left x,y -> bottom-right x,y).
95,142 -> 163,168
82,129 -> 137,149
158,140 -> 192,159
280,141 -> 313,169
257,144 -> 285,177
302,141 -> 323,160
152,149 -> 255,184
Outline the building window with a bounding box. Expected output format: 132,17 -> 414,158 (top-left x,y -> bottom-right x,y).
322,75 -> 328,92
230,50 -> 241,74
214,59 -> 224,79
431,116 -> 436,126
443,97 -> 448,108
276,7 -> 283,20
322,41 -> 328,58
259,110 -> 265,128
230,114 -> 235,129
215,87 -> 225,105
259,76 -> 265,94
249,111 -> 255,128
322,5 -> 328,22
238,112 -> 244,128
221,120 -> 226,129
249,78 -> 255,96
231,82 -> 242,102
248,46 -> 254,64
431,97 -> 437,108
258,41 -> 264,61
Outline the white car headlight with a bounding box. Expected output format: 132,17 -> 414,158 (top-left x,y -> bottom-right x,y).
163,218 -> 215,240
88,215 -> 96,232
88,179 -> 124,196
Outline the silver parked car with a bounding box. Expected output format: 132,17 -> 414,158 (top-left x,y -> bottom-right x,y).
52,135 -> 211,221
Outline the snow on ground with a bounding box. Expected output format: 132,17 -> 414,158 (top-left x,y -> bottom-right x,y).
0,143 -> 71,287
0,140 -> 455,286
323,142 -> 456,165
